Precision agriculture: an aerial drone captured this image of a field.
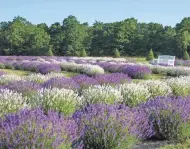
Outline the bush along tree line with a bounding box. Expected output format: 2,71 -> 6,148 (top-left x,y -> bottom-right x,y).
1,16 -> 190,58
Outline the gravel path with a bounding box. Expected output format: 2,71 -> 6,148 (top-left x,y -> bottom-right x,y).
132,140 -> 176,149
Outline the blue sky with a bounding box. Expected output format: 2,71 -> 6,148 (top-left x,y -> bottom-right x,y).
0,0 -> 189,26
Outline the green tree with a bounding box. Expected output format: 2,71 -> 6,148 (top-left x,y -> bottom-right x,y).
37,23 -> 49,32
80,49 -> 87,57
0,21 -> 10,54
114,48 -> 120,57
183,50 -> 190,60
146,49 -> 154,61
90,21 -> 105,56
8,16 -> 31,55
176,17 -> 190,33
62,15 -> 87,56
45,45 -> 54,56
66,45 -> 74,56
49,22 -> 64,55
2,15 -> 190,58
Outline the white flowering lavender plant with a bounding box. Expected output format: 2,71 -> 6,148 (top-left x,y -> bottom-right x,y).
81,85 -> 123,105
0,89 -> 27,117
120,83 -> 150,107
29,88 -> 81,116
141,80 -> 172,98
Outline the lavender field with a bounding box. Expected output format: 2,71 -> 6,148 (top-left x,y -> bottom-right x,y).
0,56 -> 190,149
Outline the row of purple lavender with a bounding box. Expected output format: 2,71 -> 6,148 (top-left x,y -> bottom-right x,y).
0,56 -> 151,79
0,73 -> 131,93
0,96 -> 189,148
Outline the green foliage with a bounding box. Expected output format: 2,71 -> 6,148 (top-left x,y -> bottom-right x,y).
146,49 -> 154,61
66,45 -> 75,56
151,110 -> 183,140
0,63 -> 5,69
45,45 -> 54,56
180,122 -> 190,141
183,50 -> 190,60
80,49 -> 87,57
5,64 -> 14,69
114,48 -> 120,58
120,83 -> 150,107
0,89 -> 26,118
30,88 -> 79,116
1,16 -> 190,57
81,119 -> 137,149
160,139 -> 190,149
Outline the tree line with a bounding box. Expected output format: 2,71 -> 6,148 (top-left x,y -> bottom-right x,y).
1,15 -> 190,58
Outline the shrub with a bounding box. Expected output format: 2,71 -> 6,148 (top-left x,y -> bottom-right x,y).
183,50 -> 190,60
106,64 -> 124,73
5,80 -> 41,97
138,96 -> 190,140
36,63 -> 61,74
22,62 -> 41,72
80,49 -> 87,57
24,73 -> 65,83
12,61 -> 24,70
43,77 -> 80,90
30,88 -> 80,116
167,76 -> 190,96
72,75 -> 99,89
66,45 -> 75,56
81,85 -> 123,105
122,65 -> 152,79
120,83 -> 150,107
151,110 -> 182,140
149,65 -> 167,74
73,104 -> 137,149
0,74 -> 22,85
45,45 -> 54,56
146,49 -> 154,61
0,63 -> 5,69
24,73 -> 49,83
142,80 -> 172,98
0,89 -> 27,117
61,62 -> 105,76
175,60 -> 190,67
0,109 -> 78,149
80,64 -> 105,76
149,65 -> 190,77
166,67 -> 190,77
5,63 -> 14,69
60,62 -> 79,72
114,48 -> 120,58
95,73 -> 131,85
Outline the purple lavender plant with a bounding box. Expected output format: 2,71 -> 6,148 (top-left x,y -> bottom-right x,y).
72,75 -> 99,89
43,77 -> 80,90
22,62 -> 41,72
175,60 -> 190,67
106,64 -> 125,73
36,63 -> 61,74
0,108 -> 78,149
137,96 -> 190,140
72,104 -> 137,149
0,71 -> 6,76
5,81 -> 41,96
95,73 -> 131,85
122,65 -> 151,79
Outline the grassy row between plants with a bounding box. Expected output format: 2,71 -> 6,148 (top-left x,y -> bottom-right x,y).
0,69 -> 79,77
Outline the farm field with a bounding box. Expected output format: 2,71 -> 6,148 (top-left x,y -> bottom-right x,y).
0,56 -> 190,149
